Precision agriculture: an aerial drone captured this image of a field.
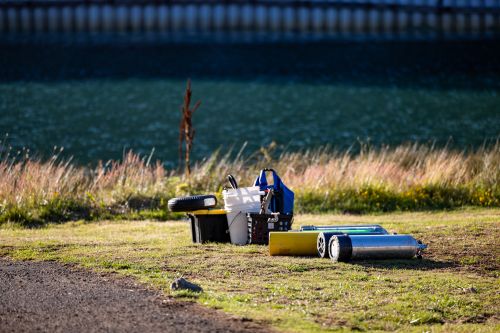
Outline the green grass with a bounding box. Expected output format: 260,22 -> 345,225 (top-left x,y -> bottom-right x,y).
1,208 -> 499,332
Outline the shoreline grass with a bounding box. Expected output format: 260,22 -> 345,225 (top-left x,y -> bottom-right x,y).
1,209 -> 499,332
0,141 -> 499,226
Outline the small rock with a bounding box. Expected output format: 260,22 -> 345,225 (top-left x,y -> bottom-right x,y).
170,277 -> 203,292
462,287 -> 478,294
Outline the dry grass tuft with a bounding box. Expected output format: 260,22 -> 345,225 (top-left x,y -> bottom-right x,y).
0,140 -> 499,225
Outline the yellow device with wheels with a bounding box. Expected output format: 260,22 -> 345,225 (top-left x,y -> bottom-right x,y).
269,232 -> 320,256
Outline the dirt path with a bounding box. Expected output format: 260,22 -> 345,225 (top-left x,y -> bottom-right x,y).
0,259 -> 272,333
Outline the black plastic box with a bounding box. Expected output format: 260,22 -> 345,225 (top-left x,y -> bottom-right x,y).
188,210 -> 231,244
247,213 -> 293,245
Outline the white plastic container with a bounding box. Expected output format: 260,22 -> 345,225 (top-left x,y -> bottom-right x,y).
223,186 -> 263,245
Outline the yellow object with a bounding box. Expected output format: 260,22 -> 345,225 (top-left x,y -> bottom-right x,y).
269,232 -> 320,256
189,209 -> 226,215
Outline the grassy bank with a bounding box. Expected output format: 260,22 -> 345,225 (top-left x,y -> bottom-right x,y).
1,208 -> 499,332
1,142 -> 499,225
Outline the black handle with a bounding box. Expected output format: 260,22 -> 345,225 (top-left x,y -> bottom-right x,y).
227,174 -> 238,189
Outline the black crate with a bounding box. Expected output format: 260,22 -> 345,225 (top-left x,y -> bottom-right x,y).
247,213 -> 293,245
188,212 -> 231,244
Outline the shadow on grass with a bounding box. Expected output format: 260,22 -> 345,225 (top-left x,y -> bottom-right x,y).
350,258 -> 456,271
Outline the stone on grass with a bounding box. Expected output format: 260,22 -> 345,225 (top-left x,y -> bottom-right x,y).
170,277 -> 203,292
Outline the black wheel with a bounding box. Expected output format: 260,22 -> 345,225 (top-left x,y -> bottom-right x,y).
317,232 -> 329,258
167,195 -> 217,212
317,232 -> 342,258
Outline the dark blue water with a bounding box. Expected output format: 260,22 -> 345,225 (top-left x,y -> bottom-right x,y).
1,36 -> 499,165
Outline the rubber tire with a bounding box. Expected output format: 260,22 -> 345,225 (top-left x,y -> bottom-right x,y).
168,195 -> 217,212
317,232 -> 343,258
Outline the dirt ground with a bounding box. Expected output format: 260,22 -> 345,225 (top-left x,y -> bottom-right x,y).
0,258 -> 272,333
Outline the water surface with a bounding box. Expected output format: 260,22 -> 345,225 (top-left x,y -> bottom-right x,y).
1,36 -> 499,164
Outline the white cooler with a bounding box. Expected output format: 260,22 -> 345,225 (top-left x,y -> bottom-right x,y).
223,186 -> 263,245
